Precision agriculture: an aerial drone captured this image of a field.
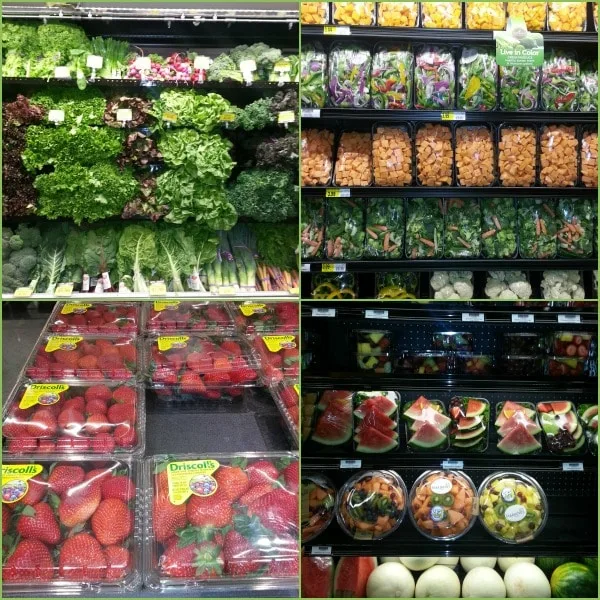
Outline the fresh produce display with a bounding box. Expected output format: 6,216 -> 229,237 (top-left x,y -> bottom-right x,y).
481,198 -> 518,258
578,404 -> 598,456
231,302 -> 299,336
432,332 -> 473,352
414,46 -> 455,109
364,199 -> 405,259
518,199 -> 558,259
311,390 -> 353,446
2,223 -> 43,294
557,198 -> 594,257
325,199 -> 365,260
495,400 -> 542,455
503,333 -> 542,356
409,470 -> 477,539
455,126 -> 495,186
48,302 -> 139,335
2,458 -> 141,593
537,401 -> 586,454
356,329 -> 393,374
406,198 -> 444,259
372,126 -> 413,186
376,272 -> 418,299
353,391 -> 400,454
415,124 -> 453,186
311,273 -> 358,299
144,302 -> 234,335
448,397 -> 489,452
498,126 -> 536,187
377,2 -> 418,27
430,271 -> 474,300
541,270 -> 586,300
336,470 -> 407,540
301,474 -> 336,542
332,3 -> 375,26
580,129 -> 598,187
402,396 -> 450,450
540,125 -> 578,187
548,1 -> 588,31
465,2 -> 506,30
421,2 -> 462,28
458,48 -> 497,111
456,354 -> 494,376
300,2 -> 329,25
478,472 -> 547,543
334,131 -> 372,186
328,44 -> 371,108
253,333 -> 300,384
499,65 -> 540,111
301,198 -> 325,259
542,50 -> 580,111
301,44 -> 327,108
579,59 -> 598,111
302,129 -> 334,186
444,199 -> 481,258
485,271 -> 532,300
507,2 -> 547,31
370,45 -> 413,109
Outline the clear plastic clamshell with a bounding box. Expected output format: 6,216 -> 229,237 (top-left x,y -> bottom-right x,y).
48,302 -> 140,335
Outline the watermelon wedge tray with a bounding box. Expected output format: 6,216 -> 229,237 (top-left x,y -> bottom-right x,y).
495,400 -> 543,456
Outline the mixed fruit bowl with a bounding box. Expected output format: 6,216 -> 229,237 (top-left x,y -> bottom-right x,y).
301,474 -> 336,543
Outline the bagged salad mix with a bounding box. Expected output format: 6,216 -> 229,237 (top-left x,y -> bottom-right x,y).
421,2 -> 462,28
455,125 -> 495,187
301,44 -> 327,108
458,47 -> 497,111
541,49 -> 580,112
325,199 -> 365,260
370,43 -> 413,109
328,43 -> 371,108
499,65 -> 540,111
377,2 -> 419,27
406,197 -> 444,259
365,198 -> 405,259
416,123 -> 453,187
444,198 -> 481,258
481,198 -> 518,259
518,198 -> 558,259
414,45 -> 455,109
372,125 -> 413,186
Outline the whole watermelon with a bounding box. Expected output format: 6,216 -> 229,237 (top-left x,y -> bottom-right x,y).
536,557 -> 570,575
550,562 -> 598,598
583,557 -> 598,573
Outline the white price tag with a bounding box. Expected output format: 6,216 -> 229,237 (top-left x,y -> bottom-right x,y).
441,111 -> 466,121
340,460 -> 362,469
135,56 -> 151,70
312,308 -> 336,318
13,287 -> 33,298
48,109 -> 65,124
325,188 -> 351,198
54,66 -> 71,79
462,313 -> 484,323
324,25 -> 351,35
512,313 -> 534,323
442,460 -> 464,470
149,282 -> 167,296
54,283 -> 74,297
365,309 -> 388,320
311,546 -> 332,556
116,108 -> 133,122
301,108 -> 321,118
322,263 -> 346,273
194,55 -> 211,70
240,59 -> 256,83
562,462 -> 584,472
558,314 -> 581,324
86,54 -> 103,69
301,263 -> 311,273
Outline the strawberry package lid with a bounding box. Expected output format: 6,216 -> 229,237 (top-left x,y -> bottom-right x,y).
24,334 -> 139,382
48,302 -> 139,335
143,301 -> 235,334
144,452 -> 299,591
2,458 -> 142,594
253,331 -> 300,385
269,380 -> 299,447
3,380 -> 145,456
230,302 -> 299,335
144,334 -> 261,401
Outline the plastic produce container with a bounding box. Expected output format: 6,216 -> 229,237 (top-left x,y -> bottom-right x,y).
578,404 -> 598,457
415,123 -> 453,186
300,2 -> 329,24
311,273 -> 358,299
478,471 -> 548,544
517,199 -> 558,258
580,128 -> 598,187
301,128 -> 334,185
376,272 -> 418,299
498,125 -> 537,187
48,302 -> 139,335
328,44 -> 372,108
499,64 -> 541,111
377,2 -> 418,27
3,379 -> 145,456
432,332 -> 473,352
325,199 -> 365,260
503,332 -> 543,355
551,331 -> 593,358
414,46 -> 455,110
143,334 -> 260,401
541,50 -> 580,111
448,396 -> 489,452
353,390 -> 400,454
311,390 -> 353,447
230,302 -> 298,335
336,470 -> 407,540
465,2 -> 506,30
444,198 -> 481,258
365,198 -> 406,259
23,334 -> 139,382
455,126 -> 495,187
333,131 -> 373,186
143,452 -> 299,591
2,457 -> 142,594
269,380 -> 299,446
556,198 -> 595,258
411,352 -> 451,375
402,396 -> 450,451
501,355 -> 544,377
372,125 -> 413,186
458,48 -> 497,111
356,330 -> 393,373
507,2 -> 547,31
301,473 -> 336,543
370,45 -> 414,110
421,2 -> 462,28
495,400 -> 542,455
405,197 -> 444,259
537,400 -> 586,454
546,356 -> 586,377
301,198 -> 325,260
456,353 -> 494,376
408,470 -> 478,540
143,301 -> 235,335
253,332 -> 300,385
332,2 -> 375,26
548,1 -> 587,31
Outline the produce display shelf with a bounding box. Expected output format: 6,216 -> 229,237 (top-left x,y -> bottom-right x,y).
2,290 -> 298,301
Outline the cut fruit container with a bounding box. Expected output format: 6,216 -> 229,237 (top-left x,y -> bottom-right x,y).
432,331 -> 474,352
2,457 -> 143,595
537,401 -> 587,455
336,469 -> 407,541
402,396 -> 450,452
502,332 -> 543,356
455,353 -> 494,375
2,379 -> 145,456
448,396 -> 489,453
353,391 -> 400,454
578,404 -> 598,457
48,302 -> 140,335
546,355 -> 587,377
355,330 -> 393,373
355,352 -> 393,373
550,331 -> 593,358
252,332 -> 300,385
142,301 -> 235,335
301,473 -> 336,544
143,334 -> 260,401
311,390 -> 354,448
230,302 -> 299,335
23,334 -> 139,382
478,471 -> 548,544
411,352 -> 452,375
143,452 -> 299,592
269,380 -> 299,447
495,400 -> 542,456
408,470 -> 478,541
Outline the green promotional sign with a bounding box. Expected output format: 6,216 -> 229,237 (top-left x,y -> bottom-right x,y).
495,17 -> 544,68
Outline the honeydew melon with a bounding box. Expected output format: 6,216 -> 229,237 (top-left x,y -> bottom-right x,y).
462,566 -> 507,598
460,557 -> 497,572
366,562 -> 415,598
504,562 -> 551,598
415,565 -> 461,598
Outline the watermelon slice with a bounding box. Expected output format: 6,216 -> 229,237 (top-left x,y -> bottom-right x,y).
318,390 -> 352,411
457,417 -> 481,430
354,426 -> 399,453
409,410 -> 451,432
312,397 -> 353,446
589,415 -> 598,430
581,405 -> 598,423
495,401 -> 536,427
453,437 -> 483,448
563,433 -> 586,453
408,422 -> 446,449
302,555 -> 334,598
558,411 -> 578,434
497,423 -> 542,455
465,398 -> 487,418
333,557 -> 377,598
454,424 -> 486,440
551,401 -> 572,415
498,413 -> 542,438
354,395 -> 397,419
403,395 -> 434,419
358,407 -> 397,431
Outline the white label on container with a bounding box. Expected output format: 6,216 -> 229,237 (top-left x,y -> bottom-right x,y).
311,308 -> 336,318
340,459 -> 361,469
86,54 -> 103,69
311,546 -> 332,556
462,313 -> 484,322
501,488 -> 516,502
558,314 -> 581,324
430,505 -> 446,522
54,66 -> 71,78
116,109 -> 133,122
562,462 -> 584,472
505,505 -> 527,523
442,460 -> 464,470
301,108 -> 321,118
365,309 -> 388,320
430,478 -> 453,495
512,313 -> 534,323
194,55 -> 211,70
135,56 -> 151,70
441,111 -> 466,121
48,110 -> 65,123
301,263 -> 311,273
321,263 -> 346,273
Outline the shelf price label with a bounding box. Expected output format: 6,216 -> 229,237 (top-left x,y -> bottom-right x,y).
54,66 -> 71,79
562,462 -> 584,472
340,460 -> 362,469
512,313 -> 534,323
301,263 -> 311,273
13,287 -> 33,298
48,109 -> 65,124
442,460 -> 464,470
311,546 -> 332,556
149,282 -> 167,296
558,314 -> 581,324
311,308 -> 336,318
365,309 -> 388,320
441,111 -> 466,121
325,188 -> 350,198
322,263 -> 346,273
86,54 -> 103,69
323,25 -> 350,35
462,313 -> 484,323
301,108 -> 321,118
278,110 -> 295,124
194,55 -> 212,70
54,283 -> 74,297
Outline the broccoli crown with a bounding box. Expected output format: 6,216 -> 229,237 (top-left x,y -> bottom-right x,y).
8,246 -> 37,268
16,223 -> 42,249
9,235 -> 23,251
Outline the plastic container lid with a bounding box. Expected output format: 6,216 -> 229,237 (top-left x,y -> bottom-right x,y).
143,301 -> 235,334
2,457 -> 142,594
408,470 -> 478,541
302,473 -> 336,543
49,302 -> 139,335
336,470 -> 407,540
252,332 -> 300,385
478,471 -> 548,544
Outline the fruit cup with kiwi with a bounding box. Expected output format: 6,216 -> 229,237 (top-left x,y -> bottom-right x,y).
355,330 -> 393,374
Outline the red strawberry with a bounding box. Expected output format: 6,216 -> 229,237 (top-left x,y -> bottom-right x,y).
26,409 -> 58,438
101,475 -> 135,502
238,483 -> 276,506
99,345 -> 121,358
19,475 -> 47,505
281,461 -> 299,494
180,372 -> 206,394
91,499 -> 133,545
114,423 -> 136,447
77,355 -> 98,370
268,555 -> 298,577
58,481 -> 101,528
160,541 -> 224,579
86,398 -> 108,415
223,530 -> 262,576
203,372 -> 232,385
84,468 -> 114,485
85,385 -> 112,403
104,545 -> 131,581
155,470 -> 169,500
214,466 -> 250,501
54,349 -> 80,366
80,341 -> 101,356
153,497 -> 187,543
97,355 -> 125,373
118,344 -> 137,363
3,539 -> 54,581
246,460 -> 279,486
58,408 -> 85,433
186,352 -> 211,373
112,386 -> 136,405
48,465 -> 85,495
84,413 -> 112,435
165,351 -> 186,369
186,489 -> 233,528
63,396 -> 86,413
288,404 -> 299,426
16,502 -> 61,546
220,340 -> 242,356
230,367 -> 258,384
201,389 -> 222,400
59,533 -> 107,581
90,433 -> 116,453
2,504 -> 11,534
107,403 -> 135,425
248,488 -> 297,535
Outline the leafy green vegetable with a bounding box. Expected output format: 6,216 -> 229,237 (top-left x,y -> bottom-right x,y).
541,49 -> 580,111
155,225 -> 195,292
36,23 -> 89,59
2,22 -> 39,55
518,199 -> 558,259
184,223 -> 219,292
30,88 -> 107,126
365,199 -> 404,259
256,134 -> 298,168
458,47 -> 497,111
234,98 -> 274,131
117,224 -> 157,294
406,198 -> 444,259
249,223 -> 298,272
371,43 -> 413,109
444,198 -> 481,258
89,36 -> 131,79
207,53 -> 243,83
35,223 -> 70,294
481,198 -> 518,259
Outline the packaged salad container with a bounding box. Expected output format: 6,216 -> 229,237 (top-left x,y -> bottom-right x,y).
376,272 -> 419,299
444,198 -> 481,258
328,43 -> 371,108
539,125 -> 578,188
414,45 -> 455,110
548,1 -> 587,31
458,47 -> 498,111
48,302 -> 139,335
503,332 -> 543,355
143,301 -> 234,335
432,332 -> 473,352
302,128 -> 334,186
2,457 -> 142,595
372,125 -> 413,186
478,472 -> 548,543
302,473 -> 336,543
406,197 -> 444,259
336,470 -> 407,540
325,199 -> 365,260
456,354 -> 494,376
578,404 -> 598,456
495,400 -> 542,455
231,301 -> 298,335
409,470 -> 478,540
580,128 -> 598,188
411,352 -> 452,375
498,125 -> 537,187
252,332 -> 300,385
556,198 -> 594,258
415,123 -> 453,187
546,356 -> 587,377
402,396 -> 450,451
3,379 -> 145,456
465,2 -> 506,30
353,391 -> 400,454
537,401 -> 586,454
579,59 -> 598,112
332,2 -> 375,26
365,198 -> 405,259
311,390 -> 353,447
499,65 -> 540,111
377,2 -> 418,27
371,44 -> 414,110
356,329 -> 393,374
481,198 -> 518,259
551,331 -> 593,358
448,396 -> 489,452
301,198 -> 325,259
269,380 -> 299,447
143,452 -> 299,591
421,2 -> 462,28
301,44 -> 328,108
334,131 -> 372,187
300,2 -> 329,25
507,2 -> 547,30
23,334 -> 139,382
143,334 -> 260,401
541,50 -> 580,112
311,272 -> 358,299
455,126 -> 496,187
518,199 -> 558,258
